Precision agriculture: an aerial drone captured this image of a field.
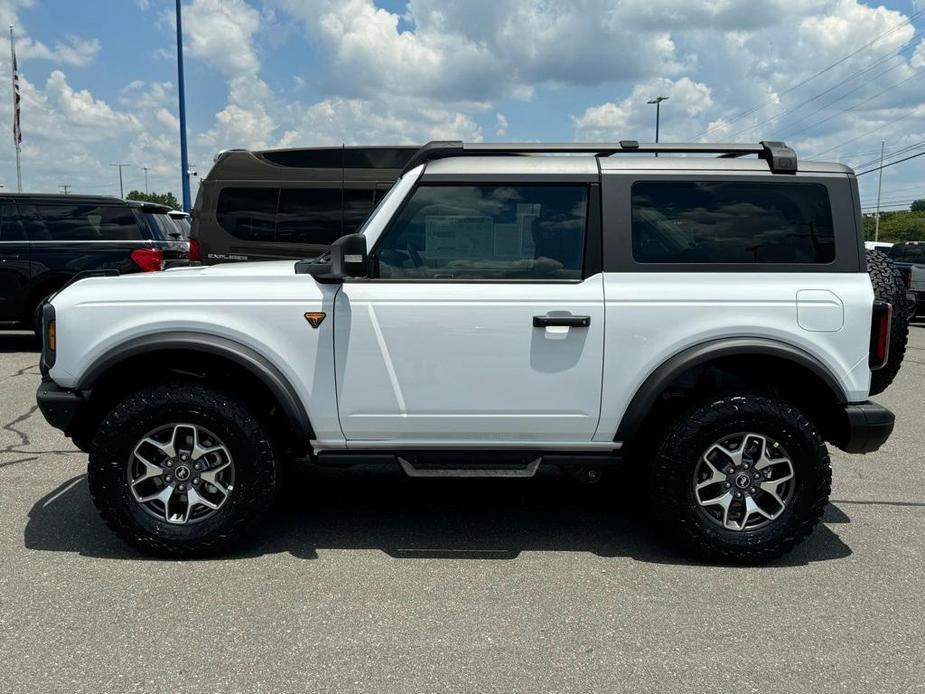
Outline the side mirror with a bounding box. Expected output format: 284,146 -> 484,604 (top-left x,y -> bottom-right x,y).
330,233 -> 369,278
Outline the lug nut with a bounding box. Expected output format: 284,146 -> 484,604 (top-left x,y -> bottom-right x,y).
734,491 -> 742,499
178,483 -> 186,491
724,481 -> 731,488
726,467 -> 734,474
750,487 -> 757,494
166,461 -> 173,468
165,475 -> 172,483
194,463 -> 202,471
193,477 -> 200,485
181,454 -> 189,461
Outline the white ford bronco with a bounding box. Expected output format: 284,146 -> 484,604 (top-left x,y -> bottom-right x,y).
37,141 -> 896,563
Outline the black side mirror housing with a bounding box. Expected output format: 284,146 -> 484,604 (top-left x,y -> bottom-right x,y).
330,233 -> 368,278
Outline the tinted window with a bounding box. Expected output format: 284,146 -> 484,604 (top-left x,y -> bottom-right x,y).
276,188 -> 342,244
631,181 -> 835,264
26,204 -> 144,241
375,185 -> 587,280
342,148 -> 415,169
342,188 -> 375,235
889,243 -> 925,262
262,149 -> 343,168
217,188 -> 278,241
143,212 -> 182,240
0,204 -> 24,241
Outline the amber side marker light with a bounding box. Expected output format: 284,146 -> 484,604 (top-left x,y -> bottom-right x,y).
304,312 -> 326,328
47,319 -> 56,351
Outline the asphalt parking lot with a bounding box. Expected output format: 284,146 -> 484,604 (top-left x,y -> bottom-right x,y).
1,327 -> 924,694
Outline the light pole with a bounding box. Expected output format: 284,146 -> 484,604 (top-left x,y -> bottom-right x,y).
143,166 -> 150,194
647,96 -> 669,154
110,163 -> 130,198
176,0 -> 191,213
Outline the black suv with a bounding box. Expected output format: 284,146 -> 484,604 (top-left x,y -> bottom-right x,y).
191,145 -> 416,264
0,194 -> 187,333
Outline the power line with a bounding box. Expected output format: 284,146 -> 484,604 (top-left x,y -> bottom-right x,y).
857,148 -> 925,176
729,45 -> 915,139
809,103 -> 925,158
693,8 -> 925,139
853,139 -> 925,170
781,68 -> 923,141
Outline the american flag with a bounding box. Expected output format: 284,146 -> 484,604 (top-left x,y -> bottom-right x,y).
12,40 -> 21,146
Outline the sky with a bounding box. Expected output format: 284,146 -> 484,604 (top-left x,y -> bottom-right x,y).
0,0 -> 923,213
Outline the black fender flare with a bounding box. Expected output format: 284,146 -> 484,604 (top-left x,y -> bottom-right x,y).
613,337 -> 847,442
76,332 -> 314,439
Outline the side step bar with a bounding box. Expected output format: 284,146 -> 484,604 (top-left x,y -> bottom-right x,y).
315,450 -> 623,479
397,456 -> 542,478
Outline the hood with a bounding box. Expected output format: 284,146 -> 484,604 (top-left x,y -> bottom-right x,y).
169,260 -> 299,277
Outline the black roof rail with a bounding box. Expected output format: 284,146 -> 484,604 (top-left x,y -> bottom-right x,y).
401,140 -> 798,174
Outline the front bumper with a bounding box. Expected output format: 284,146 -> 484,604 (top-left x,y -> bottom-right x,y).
837,401 -> 895,454
36,380 -> 85,434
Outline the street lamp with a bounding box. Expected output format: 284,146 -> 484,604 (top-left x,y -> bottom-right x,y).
647,96 -> 670,147
176,0 -> 191,213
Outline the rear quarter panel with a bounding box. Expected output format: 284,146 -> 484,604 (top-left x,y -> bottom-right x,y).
595,272 -> 874,442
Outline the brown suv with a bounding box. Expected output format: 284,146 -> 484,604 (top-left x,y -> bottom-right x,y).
191,146 -> 416,264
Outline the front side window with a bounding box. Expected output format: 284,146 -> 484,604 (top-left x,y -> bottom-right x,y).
374,185 -> 588,280
631,181 -> 835,264
216,188 -> 278,241
25,205 -> 144,241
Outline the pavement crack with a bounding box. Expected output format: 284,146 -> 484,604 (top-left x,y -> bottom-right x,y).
11,363 -> 40,378
1,404 -> 37,451
0,455 -> 39,468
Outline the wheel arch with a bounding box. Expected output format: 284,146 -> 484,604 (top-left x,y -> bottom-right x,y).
76,332 -> 314,447
614,337 -> 848,444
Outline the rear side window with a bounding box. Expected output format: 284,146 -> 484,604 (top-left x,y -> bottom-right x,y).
25,204 -> 144,241
0,204 -> 25,241
216,188 -> 278,241
375,185 -> 588,280
342,189 -> 375,235
276,188 -> 342,244
631,181 -> 835,264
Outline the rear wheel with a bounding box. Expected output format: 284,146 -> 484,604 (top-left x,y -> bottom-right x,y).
866,249 -> 909,395
88,381 -> 279,557
648,395 -> 831,564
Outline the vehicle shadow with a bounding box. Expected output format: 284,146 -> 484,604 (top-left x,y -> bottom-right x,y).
24,463 -> 853,567
0,332 -> 40,353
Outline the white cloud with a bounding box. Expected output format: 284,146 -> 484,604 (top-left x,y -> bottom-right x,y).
495,113 -> 508,137
175,0 -> 262,78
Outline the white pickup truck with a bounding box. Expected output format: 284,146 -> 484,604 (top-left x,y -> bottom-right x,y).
37,140 -> 896,564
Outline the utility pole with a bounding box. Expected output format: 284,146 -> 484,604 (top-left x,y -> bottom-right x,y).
143,166 -> 150,194
647,96 -> 669,156
176,0 -> 191,213
59,184 -> 71,195
874,140 -> 885,242
110,163 -> 129,198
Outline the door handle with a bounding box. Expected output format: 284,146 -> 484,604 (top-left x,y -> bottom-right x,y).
0,254 -> 20,260
533,315 -> 591,327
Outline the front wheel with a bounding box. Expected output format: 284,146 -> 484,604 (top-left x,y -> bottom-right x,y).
88,382 -> 279,557
648,395 -> 831,564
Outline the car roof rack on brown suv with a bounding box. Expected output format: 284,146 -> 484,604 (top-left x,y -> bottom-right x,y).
401,140 -> 798,175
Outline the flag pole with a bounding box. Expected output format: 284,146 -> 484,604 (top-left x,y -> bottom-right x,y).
9,24 -> 22,193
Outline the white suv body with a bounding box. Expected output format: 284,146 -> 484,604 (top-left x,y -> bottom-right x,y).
36,141 -> 895,562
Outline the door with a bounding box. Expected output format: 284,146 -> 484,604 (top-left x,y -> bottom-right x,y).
0,204 -> 30,322
334,182 -> 605,445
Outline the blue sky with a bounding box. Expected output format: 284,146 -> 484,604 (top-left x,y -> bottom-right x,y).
0,0 -> 923,212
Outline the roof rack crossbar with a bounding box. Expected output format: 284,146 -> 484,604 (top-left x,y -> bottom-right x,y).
402,140 -> 798,174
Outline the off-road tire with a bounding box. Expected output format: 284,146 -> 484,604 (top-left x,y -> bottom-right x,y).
88,381 -> 278,557
867,249 -> 909,395
648,395 -> 831,565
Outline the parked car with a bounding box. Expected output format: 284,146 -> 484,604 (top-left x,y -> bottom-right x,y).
38,140 -> 896,564
0,193 -> 182,333
191,145 -> 417,264
887,241 -> 925,317
134,202 -> 190,269
168,210 -> 191,239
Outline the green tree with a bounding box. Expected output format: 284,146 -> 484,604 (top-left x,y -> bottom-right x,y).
863,210 -> 925,242
126,190 -> 180,209
910,199 -> 925,212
